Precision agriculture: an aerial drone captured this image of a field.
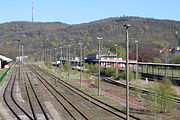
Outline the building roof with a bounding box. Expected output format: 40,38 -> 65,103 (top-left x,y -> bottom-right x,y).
0,55 -> 13,62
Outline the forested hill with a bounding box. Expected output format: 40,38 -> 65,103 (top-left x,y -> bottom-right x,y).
0,16 -> 180,59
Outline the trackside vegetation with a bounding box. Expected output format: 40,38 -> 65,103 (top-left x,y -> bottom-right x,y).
146,78 -> 175,113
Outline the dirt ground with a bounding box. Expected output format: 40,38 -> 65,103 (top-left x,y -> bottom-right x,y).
70,75 -> 180,120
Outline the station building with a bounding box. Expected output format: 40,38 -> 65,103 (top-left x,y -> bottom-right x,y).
0,55 -> 13,68
86,52 -> 136,68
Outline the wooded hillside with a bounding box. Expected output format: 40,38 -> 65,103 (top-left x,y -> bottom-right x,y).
0,16 -> 180,60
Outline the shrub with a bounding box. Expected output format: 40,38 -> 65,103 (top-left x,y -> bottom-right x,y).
89,63 -> 98,73
104,67 -> 115,77
116,71 -> 135,80
147,78 -> 175,113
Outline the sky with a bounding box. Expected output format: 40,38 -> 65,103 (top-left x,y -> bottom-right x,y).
0,0 -> 180,24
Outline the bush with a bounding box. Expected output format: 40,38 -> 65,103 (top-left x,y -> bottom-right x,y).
105,67 -> 115,77
89,63 -> 98,73
73,67 -> 78,74
116,71 -> 135,80
147,78 -> 175,113
100,67 -> 115,77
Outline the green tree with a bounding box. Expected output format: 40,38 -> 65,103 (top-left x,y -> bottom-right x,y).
100,67 -> 115,77
88,64 -> 98,73
147,78 -> 175,113
116,71 -> 135,80
174,54 -> 180,64
153,57 -> 162,63
45,57 -> 52,69
110,45 -> 126,58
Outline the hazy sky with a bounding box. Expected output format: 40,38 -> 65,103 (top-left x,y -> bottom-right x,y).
0,0 -> 180,24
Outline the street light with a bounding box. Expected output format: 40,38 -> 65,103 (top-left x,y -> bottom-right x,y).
115,44 -> 118,78
84,46 -> 87,63
97,37 -> 103,96
17,40 -> 20,81
21,45 -> 24,66
74,48 -> 76,67
78,43 -> 83,87
54,48 -> 57,64
135,41 -> 139,80
124,24 -> 130,120
59,47 -> 63,75
67,45 -> 71,82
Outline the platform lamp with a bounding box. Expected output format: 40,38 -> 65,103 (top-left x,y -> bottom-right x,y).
67,45 -> 71,82
78,43 -> 83,87
17,40 -> 20,81
124,24 -> 130,120
97,37 -> 103,96
135,41 -> 139,80
59,47 -> 63,75
74,48 -> 76,67
115,44 -> 118,78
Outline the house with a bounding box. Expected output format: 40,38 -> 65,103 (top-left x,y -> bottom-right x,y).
160,46 -> 180,54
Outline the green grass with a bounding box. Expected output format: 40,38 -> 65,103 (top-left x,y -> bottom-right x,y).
0,69 -> 8,77
0,67 -> 13,87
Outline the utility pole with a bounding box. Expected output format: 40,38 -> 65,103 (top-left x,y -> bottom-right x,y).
115,44 -> 118,78
97,37 -> 103,96
67,45 -> 71,82
21,45 -> 24,66
54,48 -> 57,65
84,46 -> 87,63
17,40 -> 20,83
59,47 -> 63,75
78,43 -> 83,87
124,24 -> 130,120
135,41 -> 139,80
74,48 -> 76,67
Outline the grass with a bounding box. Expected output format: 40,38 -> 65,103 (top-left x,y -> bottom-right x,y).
0,68 -> 12,87
0,69 -> 8,77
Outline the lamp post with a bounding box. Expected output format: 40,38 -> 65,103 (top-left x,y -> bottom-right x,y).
21,45 -> 24,66
115,44 -> 118,78
84,46 -> 87,63
74,48 -> 76,67
17,40 -> 20,80
78,43 -> 83,87
124,24 -> 130,120
59,47 -> 63,75
97,37 -> 103,96
67,45 -> 71,82
135,41 -> 139,80
54,48 -> 57,65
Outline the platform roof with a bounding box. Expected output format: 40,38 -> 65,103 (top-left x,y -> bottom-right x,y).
0,55 -> 13,62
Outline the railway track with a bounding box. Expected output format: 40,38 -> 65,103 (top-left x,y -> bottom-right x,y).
28,65 -> 90,120
23,67 -> 50,120
3,66 -> 33,120
100,76 -> 180,104
30,65 -> 141,120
